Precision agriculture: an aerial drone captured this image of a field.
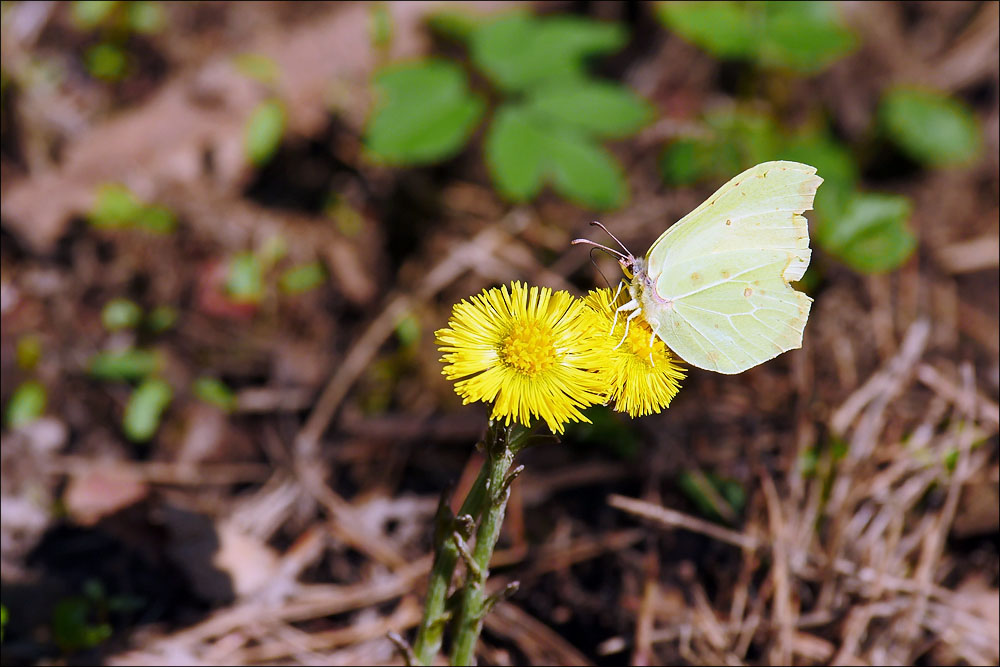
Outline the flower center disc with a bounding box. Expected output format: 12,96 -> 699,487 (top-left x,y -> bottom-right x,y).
501,320 -> 556,376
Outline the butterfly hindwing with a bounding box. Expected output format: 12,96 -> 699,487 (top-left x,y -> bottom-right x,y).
645,249 -> 812,374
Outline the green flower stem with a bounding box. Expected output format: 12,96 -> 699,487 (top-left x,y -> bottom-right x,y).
413,460 -> 490,665
449,423 -> 526,666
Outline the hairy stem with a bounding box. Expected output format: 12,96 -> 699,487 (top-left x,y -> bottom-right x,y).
413,459 -> 490,665
449,422 -> 526,666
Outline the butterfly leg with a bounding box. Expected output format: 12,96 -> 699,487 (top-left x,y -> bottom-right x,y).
614,308 -> 642,351
611,297 -> 640,338
609,282 -> 626,334
648,322 -> 661,366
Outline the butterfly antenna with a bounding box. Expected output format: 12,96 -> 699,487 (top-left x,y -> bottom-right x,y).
588,249 -> 615,290
571,237 -> 627,262
589,221 -> 632,257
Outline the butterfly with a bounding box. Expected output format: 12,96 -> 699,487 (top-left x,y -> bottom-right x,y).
574,161 -> 822,374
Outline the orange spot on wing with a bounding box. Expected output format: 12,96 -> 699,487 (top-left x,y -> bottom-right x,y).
744,287 -> 753,297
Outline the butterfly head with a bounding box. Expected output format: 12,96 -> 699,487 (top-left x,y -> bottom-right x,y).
572,221 -> 640,277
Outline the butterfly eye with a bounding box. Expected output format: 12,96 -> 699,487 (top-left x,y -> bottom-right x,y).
620,262 -> 634,279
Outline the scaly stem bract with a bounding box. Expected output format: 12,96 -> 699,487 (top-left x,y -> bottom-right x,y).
449,422 -> 526,666
412,446 -> 490,665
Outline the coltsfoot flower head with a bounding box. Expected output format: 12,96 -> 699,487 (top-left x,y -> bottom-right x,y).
436,282 -> 607,434
585,287 -> 685,417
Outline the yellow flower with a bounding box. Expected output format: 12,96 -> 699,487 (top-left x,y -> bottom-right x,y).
436,282 -> 608,434
584,288 -> 685,417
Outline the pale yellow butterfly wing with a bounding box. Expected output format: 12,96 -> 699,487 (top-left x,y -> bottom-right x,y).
641,161 -> 821,374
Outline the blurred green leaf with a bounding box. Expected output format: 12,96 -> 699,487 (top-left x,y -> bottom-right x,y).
52,597 -> 111,653
657,1 -> 757,59
485,104 -> 548,201
126,1 -> 164,33
757,1 -> 855,71
258,235 -> 288,270
279,262 -> 326,294
659,137 -> 711,186
72,0 -> 120,29
101,298 -> 143,331
486,104 -> 626,209
660,109 -> 781,185
678,469 -> 745,523
472,13 -> 626,92
134,205 -> 176,233
395,313 -> 421,347
233,53 -> 280,85
245,99 -> 286,166
366,60 -> 484,164
819,192 -> 915,274
16,335 -> 43,370
89,349 -> 160,382
225,252 -> 264,304
5,380 -> 47,429
123,377 -> 172,442
657,1 -> 854,73
192,377 -> 237,413
1,604 -> 7,641
145,305 -> 178,333
523,80 -> 653,139
89,184 -> 144,228
566,405 -> 639,460
369,2 -> 393,48
781,130 -> 857,219
546,127 -> 627,209
85,42 -> 128,81
426,10 -> 483,42
880,87 -> 981,166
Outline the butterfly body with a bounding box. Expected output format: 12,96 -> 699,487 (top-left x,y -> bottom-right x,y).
607,161 -> 822,375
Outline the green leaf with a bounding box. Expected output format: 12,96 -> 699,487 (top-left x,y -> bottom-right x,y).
395,313 -> 421,347
233,53 -> 280,84
546,128 -> 627,209
134,205 -> 176,233
146,305 -> 178,333
127,1 -> 165,34
656,1 -> 854,72
89,184 -> 144,228
16,335 -> 43,370
192,377 -> 237,413
426,10 -> 483,42
818,192 -> 915,274
245,99 -> 286,166
101,298 -> 143,331
71,1 -> 120,29
52,597 -> 112,653
365,60 -> 484,164
485,105 -> 626,209
225,253 -> 264,304
471,12 -> 627,91
89,349 -> 160,382
369,2 -> 393,47
880,87 -> 981,166
279,262 -> 326,294
5,380 -> 47,428
660,109 -> 781,186
523,81 -> 652,138
780,131 -> 857,219
123,377 -> 172,442
656,1 -> 757,59
484,104 -> 548,201
85,42 -> 128,81
758,1 -> 855,72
